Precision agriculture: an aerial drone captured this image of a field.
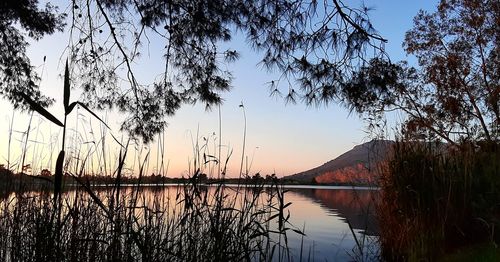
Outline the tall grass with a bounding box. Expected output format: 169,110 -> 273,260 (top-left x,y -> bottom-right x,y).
0,130 -> 297,262
0,182 -> 295,261
0,61 -> 301,261
377,138 -> 500,261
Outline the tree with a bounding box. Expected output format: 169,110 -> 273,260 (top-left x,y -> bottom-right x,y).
0,0 -> 66,109
342,0 -> 499,145
40,168 -> 52,177
2,0 -> 387,142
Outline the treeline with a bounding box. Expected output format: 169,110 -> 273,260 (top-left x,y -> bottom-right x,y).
0,164 -> 377,188
0,165 -> 285,188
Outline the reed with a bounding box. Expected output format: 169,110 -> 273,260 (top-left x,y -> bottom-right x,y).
377,138 -> 500,261
0,169 -> 296,261
0,62 -> 302,261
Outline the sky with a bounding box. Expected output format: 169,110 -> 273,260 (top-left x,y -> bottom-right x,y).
0,0 -> 439,178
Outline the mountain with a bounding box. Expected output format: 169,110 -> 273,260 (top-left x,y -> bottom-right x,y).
284,140 -> 393,185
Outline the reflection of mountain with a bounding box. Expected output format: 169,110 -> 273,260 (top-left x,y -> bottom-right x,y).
290,188 -> 379,235
285,140 -> 393,185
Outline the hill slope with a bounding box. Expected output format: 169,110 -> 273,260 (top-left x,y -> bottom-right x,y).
285,140 -> 393,184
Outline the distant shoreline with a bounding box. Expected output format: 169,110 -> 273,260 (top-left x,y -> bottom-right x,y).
1,167 -> 379,191
62,182 -> 380,190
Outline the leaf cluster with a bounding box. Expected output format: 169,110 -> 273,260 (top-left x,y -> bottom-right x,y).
343,0 -> 499,145
66,0 -> 386,141
0,0 -> 66,109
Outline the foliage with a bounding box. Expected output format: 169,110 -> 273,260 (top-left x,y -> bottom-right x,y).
0,165 -> 15,188
361,2 -> 500,259
0,0 -> 66,109
343,0 -> 499,145
377,139 -> 500,261
1,0 -> 387,141
439,243 -> 500,262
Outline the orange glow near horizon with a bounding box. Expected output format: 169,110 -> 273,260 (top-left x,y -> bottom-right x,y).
0,101 -> 358,178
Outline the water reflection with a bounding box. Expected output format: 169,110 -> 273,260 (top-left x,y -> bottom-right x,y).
0,185 -> 379,261
283,187 -> 379,261
290,187 -> 379,234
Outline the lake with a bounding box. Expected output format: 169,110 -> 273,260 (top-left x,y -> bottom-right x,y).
276,186 -> 379,261
116,184 -> 381,261
0,184 -> 379,261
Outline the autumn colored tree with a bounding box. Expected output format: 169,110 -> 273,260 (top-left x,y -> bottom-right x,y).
343,0 -> 499,145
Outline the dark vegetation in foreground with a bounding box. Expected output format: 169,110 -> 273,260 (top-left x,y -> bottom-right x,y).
0,170 -> 299,262
377,140 -> 500,261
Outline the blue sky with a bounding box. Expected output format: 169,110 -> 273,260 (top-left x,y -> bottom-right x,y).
0,0 -> 439,177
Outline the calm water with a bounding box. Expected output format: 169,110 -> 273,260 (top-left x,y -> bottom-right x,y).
279,186 -> 379,261
125,185 -> 380,261
129,185 -> 381,261
0,185 -> 379,261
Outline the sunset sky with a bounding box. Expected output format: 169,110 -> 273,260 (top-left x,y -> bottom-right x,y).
0,0 -> 438,178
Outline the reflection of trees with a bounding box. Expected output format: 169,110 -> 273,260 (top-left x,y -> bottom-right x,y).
291,188 -> 378,235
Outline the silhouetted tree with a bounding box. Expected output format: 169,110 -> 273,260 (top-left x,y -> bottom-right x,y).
0,0 -> 65,109
265,174 -> 277,182
252,173 -> 262,181
40,168 -> 52,177
2,0 -> 387,141
73,0 -> 390,141
342,0 -> 499,145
